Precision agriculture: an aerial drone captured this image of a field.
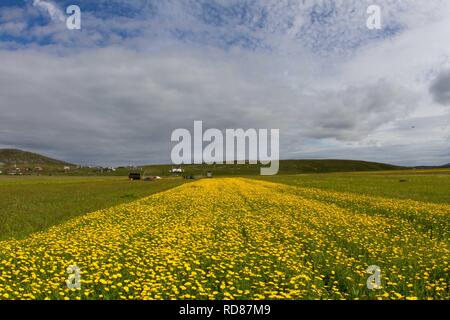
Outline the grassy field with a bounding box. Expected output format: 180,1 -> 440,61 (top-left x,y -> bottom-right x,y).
0,176 -> 186,240
256,169 -> 450,204
0,170 -> 448,300
0,177 -> 447,300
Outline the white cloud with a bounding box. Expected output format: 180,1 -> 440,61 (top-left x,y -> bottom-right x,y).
32,0 -> 65,22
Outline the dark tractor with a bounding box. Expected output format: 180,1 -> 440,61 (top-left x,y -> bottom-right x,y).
128,172 -> 141,180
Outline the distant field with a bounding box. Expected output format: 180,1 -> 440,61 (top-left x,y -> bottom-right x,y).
0,158 -> 405,176
0,176 -> 186,240
1,169 -> 449,242
256,169 -> 450,204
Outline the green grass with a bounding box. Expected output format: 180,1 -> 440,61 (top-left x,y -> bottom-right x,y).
140,159 -> 404,176
255,169 -> 450,204
0,176 -> 186,240
2,168 -> 449,242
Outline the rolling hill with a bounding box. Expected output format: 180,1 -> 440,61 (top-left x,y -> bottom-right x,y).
0,148 -> 407,176
141,159 -> 406,176
0,149 -> 74,174
0,149 -> 72,166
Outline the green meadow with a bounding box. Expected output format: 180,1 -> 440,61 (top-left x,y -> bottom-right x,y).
1,168 -> 449,242
256,169 -> 450,204
0,176 -> 185,240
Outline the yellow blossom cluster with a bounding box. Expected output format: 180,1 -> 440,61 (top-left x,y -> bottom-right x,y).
0,178 -> 448,300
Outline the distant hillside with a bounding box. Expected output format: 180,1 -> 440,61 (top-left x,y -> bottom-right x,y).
0,149 -> 405,176
0,149 -> 72,166
415,163 -> 450,169
141,159 -> 406,176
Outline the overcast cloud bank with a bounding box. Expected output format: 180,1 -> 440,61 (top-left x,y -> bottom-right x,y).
0,0 -> 449,166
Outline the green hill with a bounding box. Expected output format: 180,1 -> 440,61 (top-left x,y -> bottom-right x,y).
0,148 -> 406,176
141,159 -> 406,177
0,149 -> 73,174
0,149 -> 71,166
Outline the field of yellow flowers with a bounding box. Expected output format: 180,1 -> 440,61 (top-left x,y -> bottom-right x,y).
0,178 -> 448,300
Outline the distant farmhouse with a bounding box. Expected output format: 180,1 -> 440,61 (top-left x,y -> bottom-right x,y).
169,167 -> 184,173
8,166 -> 22,175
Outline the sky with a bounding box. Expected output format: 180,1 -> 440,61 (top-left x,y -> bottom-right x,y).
0,0 -> 449,166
